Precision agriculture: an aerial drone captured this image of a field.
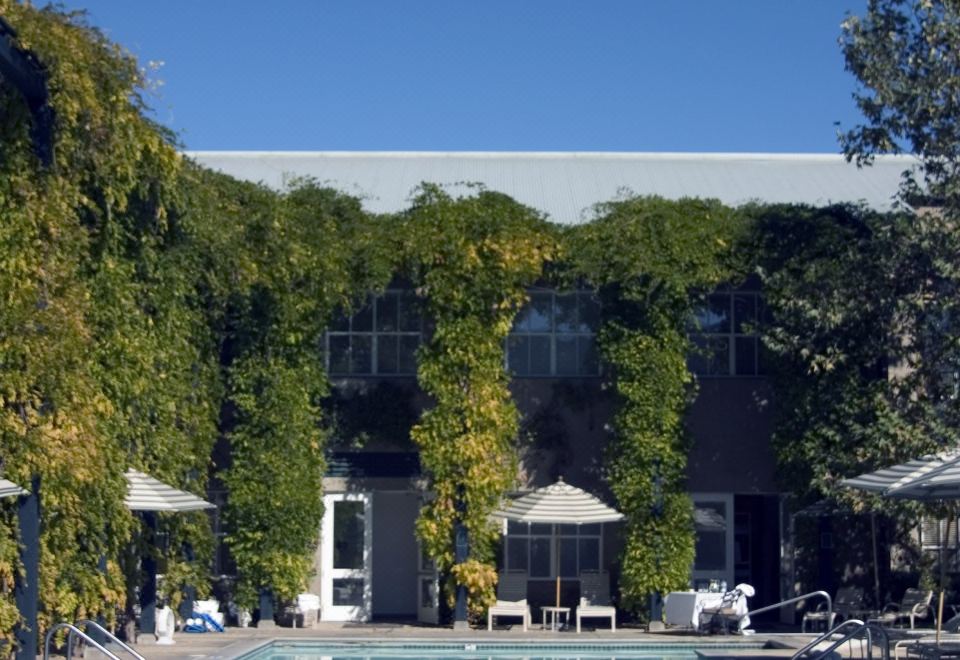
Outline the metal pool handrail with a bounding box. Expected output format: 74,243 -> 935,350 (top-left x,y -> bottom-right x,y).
739,590 -> 833,627
791,618 -> 890,660
74,619 -> 146,660
43,623 -> 121,660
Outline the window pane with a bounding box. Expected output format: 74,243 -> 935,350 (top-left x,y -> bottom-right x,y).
332,578 -> 364,606
328,335 -> 350,374
507,520 -> 528,535
530,538 -> 551,577
556,336 -> 578,375
399,335 -> 419,374
559,538 -> 577,577
694,503 -> 727,571
578,538 -> 600,572
579,336 -> 599,375
558,524 -> 578,536
350,335 -> 373,374
333,501 -> 365,569
733,294 -> 757,334
329,311 -> 350,332
377,335 -> 398,374
507,336 -> 529,375
376,293 -> 398,332
530,523 -> 551,535
705,337 -> 730,375
420,577 -> 435,609
580,523 -> 602,536
353,301 -> 373,332
735,337 -> 757,376
555,294 -> 578,333
507,538 -> 529,572
516,293 -> 552,332
578,293 -> 600,333
695,294 -> 731,333
398,291 -> 422,332
529,336 -> 551,375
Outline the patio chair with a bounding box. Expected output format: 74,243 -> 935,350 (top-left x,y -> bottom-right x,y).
698,583 -> 755,634
868,588 -> 933,629
802,586 -> 865,632
576,571 -> 616,632
487,572 -> 531,631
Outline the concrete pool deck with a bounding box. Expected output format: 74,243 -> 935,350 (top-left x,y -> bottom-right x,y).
112,623 -> 819,660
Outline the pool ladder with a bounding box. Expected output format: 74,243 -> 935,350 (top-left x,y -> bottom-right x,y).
791,619 -> 890,660
43,619 -> 146,660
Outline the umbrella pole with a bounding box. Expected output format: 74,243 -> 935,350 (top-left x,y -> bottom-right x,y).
556,533 -> 561,608
871,513 -> 881,608
939,505 -> 954,645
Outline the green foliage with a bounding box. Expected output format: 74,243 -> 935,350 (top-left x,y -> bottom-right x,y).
747,204 -> 960,509
221,181 -> 393,607
565,196 -> 741,615
841,0 -> 960,206
403,186 -> 556,616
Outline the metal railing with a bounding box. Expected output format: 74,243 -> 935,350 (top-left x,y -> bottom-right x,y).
43,623 -> 121,660
74,619 -> 145,660
737,590 -> 833,629
791,618 -> 890,660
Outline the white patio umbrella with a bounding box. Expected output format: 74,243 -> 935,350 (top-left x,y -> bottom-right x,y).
0,478 -> 27,499
843,450 -> 960,643
492,478 -> 624,608
124,468 -> 216,512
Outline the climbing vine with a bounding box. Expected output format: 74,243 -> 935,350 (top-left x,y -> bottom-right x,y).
565,196 -> 740,615
403,186 -> 556,616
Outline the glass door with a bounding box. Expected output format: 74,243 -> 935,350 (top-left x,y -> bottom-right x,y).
320,493 -> 372,621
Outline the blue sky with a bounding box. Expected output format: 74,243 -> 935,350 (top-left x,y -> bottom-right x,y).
57,1 -> 868,153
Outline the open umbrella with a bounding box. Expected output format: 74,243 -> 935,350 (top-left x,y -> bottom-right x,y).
492,478 -> 623,608
843,450 -> 960,643
0,478 -> 26,499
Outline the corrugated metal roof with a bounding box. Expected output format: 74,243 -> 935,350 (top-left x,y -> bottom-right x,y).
187,151 -> 917,224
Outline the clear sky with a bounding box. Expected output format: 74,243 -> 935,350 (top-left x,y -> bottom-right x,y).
54,1 -> 868,153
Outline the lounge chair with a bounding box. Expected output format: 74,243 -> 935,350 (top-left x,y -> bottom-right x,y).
576,571 -> 616,632
802,586 -> 865,632
698,583 -> 755,634
487,572 -> 531,631
868,588 -> 933,629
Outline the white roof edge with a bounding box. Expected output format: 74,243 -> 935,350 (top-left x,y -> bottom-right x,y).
184,150 -> 919,163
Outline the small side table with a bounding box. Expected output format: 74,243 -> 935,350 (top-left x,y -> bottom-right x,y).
541,605 -> 571,631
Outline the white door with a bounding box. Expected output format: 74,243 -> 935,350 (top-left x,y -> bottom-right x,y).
416,543 -> 439,624
321,493 -> 372,621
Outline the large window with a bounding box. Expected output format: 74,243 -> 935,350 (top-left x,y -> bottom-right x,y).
503,521 -> 602,577
689,291 -> 763,377
326,291 -> 423,376
507,290 -> 600,376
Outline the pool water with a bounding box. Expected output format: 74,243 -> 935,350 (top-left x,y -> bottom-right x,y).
236,640 -> 767,660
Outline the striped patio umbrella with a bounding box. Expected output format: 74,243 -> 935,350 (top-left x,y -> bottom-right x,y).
124,468 -> 215,512
493,478 -> 623,608
844,450 -> 960,643
0,478 -> 27,499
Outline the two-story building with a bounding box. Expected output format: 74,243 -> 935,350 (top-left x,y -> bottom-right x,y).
192,151 -> 911,623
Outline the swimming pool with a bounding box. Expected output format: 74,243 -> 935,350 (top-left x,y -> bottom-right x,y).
234,640 -> 769,660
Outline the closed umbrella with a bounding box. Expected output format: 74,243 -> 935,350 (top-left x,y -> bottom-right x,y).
844,450 -> 960,643
492,478 -> 623,608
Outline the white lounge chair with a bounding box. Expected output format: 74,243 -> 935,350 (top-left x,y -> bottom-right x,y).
487,572 -> 531,631
576,572 -> 616,632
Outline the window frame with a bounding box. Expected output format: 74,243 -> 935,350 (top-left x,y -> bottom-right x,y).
325,290 -> 423,377
689,290 -> 763,378
506,289 -> 601,378
502,521 -> 603,578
